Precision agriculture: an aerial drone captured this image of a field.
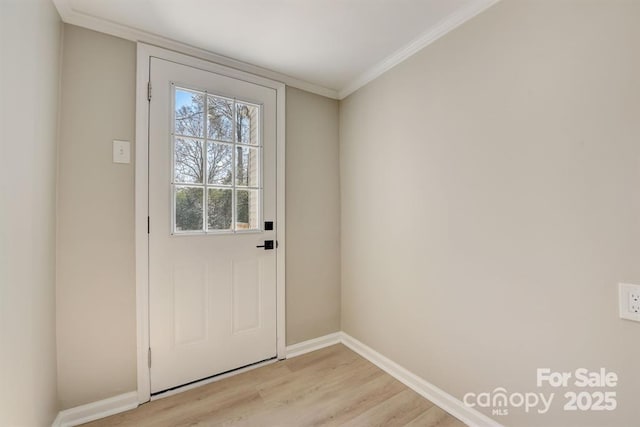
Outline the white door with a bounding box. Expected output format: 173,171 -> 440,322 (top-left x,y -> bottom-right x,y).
148,57 -> 278,394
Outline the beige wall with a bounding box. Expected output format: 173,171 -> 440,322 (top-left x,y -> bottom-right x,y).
56,25 -> 137,408
339,1 -> 640,426
0,0 -> 62,425
56,26 -> 341,408
285,87 -> 341,344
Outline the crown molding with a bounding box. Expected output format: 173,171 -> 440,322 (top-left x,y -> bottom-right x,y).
338,0 -> 502,99
51,0 -> 340,99
52,0 -> 501,101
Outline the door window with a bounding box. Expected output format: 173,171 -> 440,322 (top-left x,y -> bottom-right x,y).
172,86 -> 262,233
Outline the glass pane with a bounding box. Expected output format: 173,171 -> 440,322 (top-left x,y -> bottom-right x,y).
175,138 -> 203,184
208,188 -> 232,230
236,102 -> 259,145
208,96 -> 234,142
207,142 -> 233,185
175,89 -> 204,138
175,187 -> 203,232
235,146 -> 259,187
236,189 -> 259,230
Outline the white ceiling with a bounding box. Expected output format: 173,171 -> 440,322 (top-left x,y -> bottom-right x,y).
53,0 -> 499,98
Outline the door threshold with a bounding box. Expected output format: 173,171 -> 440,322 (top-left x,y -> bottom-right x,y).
150,356 -> 278,401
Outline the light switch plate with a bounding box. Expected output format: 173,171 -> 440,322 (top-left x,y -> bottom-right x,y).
619,283 -> 640,322
113,140 -> 130,164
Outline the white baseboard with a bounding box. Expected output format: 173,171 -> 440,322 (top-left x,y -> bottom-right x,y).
285,332 -> 342,358
50,333 -> 340,427
53,332 -> 499,427
52,391 -> 138,427
339,332 -> 502,427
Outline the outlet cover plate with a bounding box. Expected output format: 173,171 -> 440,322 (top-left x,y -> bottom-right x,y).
619,283 -> 640,322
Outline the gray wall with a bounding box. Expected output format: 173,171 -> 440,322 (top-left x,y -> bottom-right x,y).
56,25 -> 138,409
0,0 -> 62,425
339,1 -> 640,426
286,87 -> 341,344
56,25 -> 341,408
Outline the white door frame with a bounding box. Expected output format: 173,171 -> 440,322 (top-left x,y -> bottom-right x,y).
135,43 -> 286,404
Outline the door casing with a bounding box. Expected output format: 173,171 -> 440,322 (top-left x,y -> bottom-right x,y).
135,43 -> 286,404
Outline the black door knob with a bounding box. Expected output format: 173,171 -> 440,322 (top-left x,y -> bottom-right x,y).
256,240 -> 274,250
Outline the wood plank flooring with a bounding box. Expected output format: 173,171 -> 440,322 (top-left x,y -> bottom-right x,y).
83,344 -> 466,427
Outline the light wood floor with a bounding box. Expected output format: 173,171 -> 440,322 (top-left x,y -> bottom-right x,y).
84,344 -> 466,427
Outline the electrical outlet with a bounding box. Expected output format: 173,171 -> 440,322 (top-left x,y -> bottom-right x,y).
630,291 -> 640,314
619,283 -> 640,322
